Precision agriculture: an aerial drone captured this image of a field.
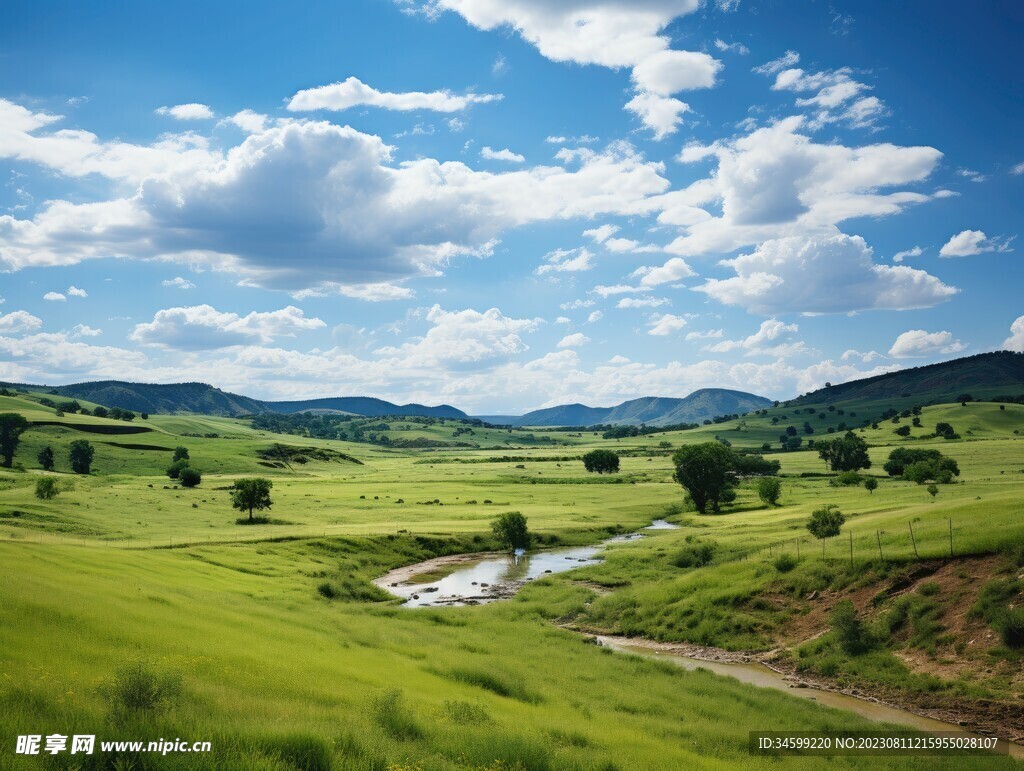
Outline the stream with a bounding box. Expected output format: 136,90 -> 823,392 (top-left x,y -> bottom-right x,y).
374,520 -> 1021,755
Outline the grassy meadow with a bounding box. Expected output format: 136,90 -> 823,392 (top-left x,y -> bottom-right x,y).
1,390 -> 1023,768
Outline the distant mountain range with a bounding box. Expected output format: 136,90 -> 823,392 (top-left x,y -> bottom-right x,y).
5,351 -> 1022,424
479,389 -> 773,427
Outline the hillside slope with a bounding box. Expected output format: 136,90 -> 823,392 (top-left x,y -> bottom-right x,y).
264,396 -> 467,419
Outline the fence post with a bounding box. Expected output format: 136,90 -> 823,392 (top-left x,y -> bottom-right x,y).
908,522 -> 919,560
876,530 -> 883,561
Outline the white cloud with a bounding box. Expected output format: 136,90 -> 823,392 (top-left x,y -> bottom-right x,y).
697,232 -> 957,314
617,296 -> 667,308
666,117 -> 942,259
647,313 -> 687,335
557,332 -> 590,348
545,134 -> 599,145
422,0 -> 719,138
752,50 -> 799,75
336,283 -> 415,301
0,111 -> 670,292
714,39 -> 749,55
226,109 -> 268,133
0,310 -> 43,334
287,76 -> 501,112
43,292 -> 66,302
67,285 -> 87,298
632,256 -> 695,286
162,277 -> 196,289
537,247 -> 594,274
480,146 -> 525,163
1012,162 -> 1024,176
492,53 -> 508,75
592,284 -> 649,297
763,59 -> 886,129
583,224 -> 619,243
155,103 -> 214,120
130,305 -> 326,349
1004,316 -> 1024,352
587,310 -> 603,323
956,168 -> 987,183
939,229 -> 1015,258
704,319 -> 811,358
560,298 -> 594,310
555,316 -> 571,324
840,348 -> 881,363
892,246 -> 922,263
888,329 -> 965,358
685,328 -> 722,340
70,324 -> 102,338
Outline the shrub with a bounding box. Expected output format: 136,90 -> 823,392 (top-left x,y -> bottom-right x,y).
830,600 -> 875,655
995,608 -> 1024,648
34,478 -> 59,500
756,476 -> 782,506
672,541 -> 717,568
373,689 -> 423,741
774,553 -> 798,573
491,511 -> 531,551
582,449 -> 620,474
807,505 -> 845,539
831,470 -> 862,486
179,467 -> 202,487
864,477 -> 878,494
106,661 -> 182,715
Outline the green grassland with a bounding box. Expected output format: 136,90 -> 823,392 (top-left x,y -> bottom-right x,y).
1,392 -> 1023,768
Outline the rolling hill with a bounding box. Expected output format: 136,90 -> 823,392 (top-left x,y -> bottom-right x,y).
263,396 -> 467,419
792,351 -> 1024,407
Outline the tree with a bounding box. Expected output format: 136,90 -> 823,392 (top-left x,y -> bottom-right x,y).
231,478 -> 273,522
173,446 -> 190,462
69,440 -> 95,474
894,425 -> 911,437
582,449 -> 620,474
672,443 -> 736,514
92,406 -> 108,418
37,446 -> 55,471
927,484 -> 939,499
0,413 -> 30,468
167,459 -> 189,480
934,422 -> 959,440
807,505 -> 845,539
864,477 -> 878,494
179,467 -> 202,488
756,477 -> 782,506
35,478 -> 59,500
491,511 -> 531,551
883,447 -> 958,478
816,433 -> 871,472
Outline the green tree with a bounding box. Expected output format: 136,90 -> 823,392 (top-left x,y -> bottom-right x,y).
491,511 -> 531,551
894,425 -> 911,437
173,446 -> 190,462
179,467 -> 202,488
231,478 -> 273,522
831,600 -> 875,655
927,483 -> 939,499
92,406 -> 108,418
37,446 -> 55,471
816,433 -> 871,472
672,442 -> 736,514
756,476 -> 782,506
69,440 -> 95,474
864,477 -> 878,494
35,478 -> 59,500
807,504 -> 845,539
167,459 -> 190,480
582,449 -> 620,474
0,413 -> 30,468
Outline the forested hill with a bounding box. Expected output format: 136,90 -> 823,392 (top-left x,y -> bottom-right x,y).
263,397 -> 467,419
793,351 -> 1024,406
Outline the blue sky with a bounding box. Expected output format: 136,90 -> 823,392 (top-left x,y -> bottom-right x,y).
0,0 -> 1021,413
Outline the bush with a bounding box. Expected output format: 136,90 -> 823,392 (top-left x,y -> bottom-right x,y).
167,459 -> 189,479
863,477 -> 878,494
179,467 -> 202,488
830,470 -> 862,486
807,505 -> 845,539
774,553 -> 797,573
756,476 -> 782,506
34,478 -> 59,500
830,600 -> 875,655
995,608 -> 1024,648
373,689 -> 423,741
491,511 -> 531,551
582,449 -> 620,474
671,541 -> 717,568
106,661 -> 182,715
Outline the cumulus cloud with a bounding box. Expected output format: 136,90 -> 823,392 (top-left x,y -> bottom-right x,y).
697,232 -> 957,314
43,292 -> 66,302
480,146 -> 525,163
892,246 -> 922,263
759,55 -> 886,130
70,324 -> 102,338
420,0 -> 719,138
705,318 -> 810,357
162,277 -> 196,289
130,305 -> 326,349
617,296 -> 667,308
335,283 -> 415,301
888,329 -> 965,358
557,332 -> 590,348
1004,316 -> 1024,352
647,313 -> 687,335
587,310 -> 603,323
536,247 -> 595,274
592,284 -> 649,297
667,117 -> 942,258
155,103 -> 214,120
287,76 -> 501,112
632,257 -> 695,287
67,285 -> 88,297
226,109 -> 268,133
841,348 -> 881,363
0,310 -> 43,334
939,229 -> 1015,257
0,110 -> 670,292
